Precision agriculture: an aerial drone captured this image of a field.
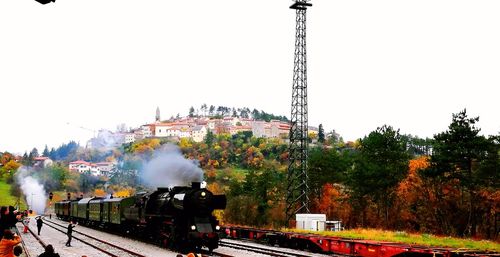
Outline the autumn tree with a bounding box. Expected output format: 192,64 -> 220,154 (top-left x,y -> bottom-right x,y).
394,156 -> 432,231
308,146 -> 352,202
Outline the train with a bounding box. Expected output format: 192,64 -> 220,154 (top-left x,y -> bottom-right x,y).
54,182 -> 226,253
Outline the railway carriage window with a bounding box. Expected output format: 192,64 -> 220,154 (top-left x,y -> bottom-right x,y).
173,194 -> 185,209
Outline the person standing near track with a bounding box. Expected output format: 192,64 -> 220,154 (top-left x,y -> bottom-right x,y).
65,221 -> 76,247
35,216 -> 43,235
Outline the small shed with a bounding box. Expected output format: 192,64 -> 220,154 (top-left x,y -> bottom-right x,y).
296,213 -> 326,231
326,220 -> 343,231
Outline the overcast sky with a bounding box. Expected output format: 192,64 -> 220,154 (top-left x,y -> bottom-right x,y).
1,0 -> 499,154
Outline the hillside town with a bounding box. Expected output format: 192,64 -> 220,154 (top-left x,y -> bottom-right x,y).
88,107 -> 319,148
65,108 -> 319,177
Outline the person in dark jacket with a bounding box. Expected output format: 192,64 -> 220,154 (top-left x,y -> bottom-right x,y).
36,216 -> 43,235
0,206 -> 9,239
38,244 -> 60,257
65,221 -> 76,247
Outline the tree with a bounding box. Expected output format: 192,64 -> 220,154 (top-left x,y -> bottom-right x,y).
348,125 -> 410,227
189,106 -> 195,117
42,145 -> 50,157
318,124 -> 325,143
205,129 -> 215,147
426,109 -> 498,236
209,105 -> 215,116
201,103 -> 208,116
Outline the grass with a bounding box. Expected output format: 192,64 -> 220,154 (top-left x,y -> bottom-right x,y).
284,228 -> 500,252
0,179 -> 27,209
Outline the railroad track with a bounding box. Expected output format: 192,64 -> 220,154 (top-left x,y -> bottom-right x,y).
42,218 -> 146,257
14,224 -> 45,257
219,240 -> 314,257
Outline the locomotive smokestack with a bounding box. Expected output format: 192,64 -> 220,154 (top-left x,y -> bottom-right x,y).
191,182 -> 200,189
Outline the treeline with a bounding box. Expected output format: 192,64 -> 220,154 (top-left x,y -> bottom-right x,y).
186,104 -> 288,122
168,109 -> 498,239
2,109 -> 498,239
20,141 -> 114,166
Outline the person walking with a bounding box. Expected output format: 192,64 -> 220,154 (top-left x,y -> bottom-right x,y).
65,221 -> 76,247
36,216 -> 43,236
38,244 -> 60,257
0,230 -> 21,257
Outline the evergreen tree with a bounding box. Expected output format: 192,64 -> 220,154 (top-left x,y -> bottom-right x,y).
189,106 -> 195,117
318,124 -> 325,143
348,125 -> 409,227
205,129 -> 215,147
426,109 -> 497,236
209,105 -> 215,116
43,145 -> 50,157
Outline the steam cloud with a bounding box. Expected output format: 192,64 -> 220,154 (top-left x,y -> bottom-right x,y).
16,167 -> 48,214
140,144 -> 203,188
88,129 -> 125,150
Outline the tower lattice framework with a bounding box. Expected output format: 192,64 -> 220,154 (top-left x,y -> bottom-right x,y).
286,0 -> 312,224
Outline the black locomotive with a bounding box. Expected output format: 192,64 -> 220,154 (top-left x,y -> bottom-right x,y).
55,182 -> 226,252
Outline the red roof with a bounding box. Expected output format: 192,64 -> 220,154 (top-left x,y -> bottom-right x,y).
69,160 -> 90,165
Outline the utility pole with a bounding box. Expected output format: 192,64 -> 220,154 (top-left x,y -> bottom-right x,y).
286,0 -> 312,224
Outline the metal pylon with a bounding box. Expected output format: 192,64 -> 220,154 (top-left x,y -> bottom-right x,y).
286,0 -> 312,224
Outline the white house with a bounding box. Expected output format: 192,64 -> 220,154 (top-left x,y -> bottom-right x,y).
124,133 -> 136,144
69,160 -> 92,173
191,125 -> 207,142
140,125 -> 153,137
154,123 -> 173,137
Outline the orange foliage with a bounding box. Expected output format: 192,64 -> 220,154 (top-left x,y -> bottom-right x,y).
94,189 -> 106,197
313,183 -> 352,222
394,156 -> 430,230
206,169 -> 217,179
207,182 -> 223,194
114,188 -> 134,198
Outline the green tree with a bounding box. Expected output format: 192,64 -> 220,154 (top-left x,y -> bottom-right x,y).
43,145 -> 50,157
426,109 -> 498,236
308,146 -> 353,201
201,103 -> 207,116
209,105 -> 215,116
205,129 -> 215,147
189,106 -> 195,117
348,125 -> 410,227
318,124 -> 325,143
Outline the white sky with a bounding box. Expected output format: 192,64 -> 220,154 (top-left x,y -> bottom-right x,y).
1,0 -> 499,154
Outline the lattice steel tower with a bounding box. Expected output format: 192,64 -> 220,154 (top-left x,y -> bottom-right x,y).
286,0 -> 312,223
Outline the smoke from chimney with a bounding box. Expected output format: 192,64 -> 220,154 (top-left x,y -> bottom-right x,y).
16,167 -> 48,214
140,144 -> 203,188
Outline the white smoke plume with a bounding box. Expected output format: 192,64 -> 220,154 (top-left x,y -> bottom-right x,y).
87,129 -> 125,150
140,144 -> 203,188
16,167 -> 48,214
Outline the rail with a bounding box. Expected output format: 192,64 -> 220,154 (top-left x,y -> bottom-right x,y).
42,218 -> 146,257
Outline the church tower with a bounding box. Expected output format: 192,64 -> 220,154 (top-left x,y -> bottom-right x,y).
155,107 -> 161,123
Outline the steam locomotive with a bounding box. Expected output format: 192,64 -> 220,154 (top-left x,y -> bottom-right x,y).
54,182 -> 226,252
